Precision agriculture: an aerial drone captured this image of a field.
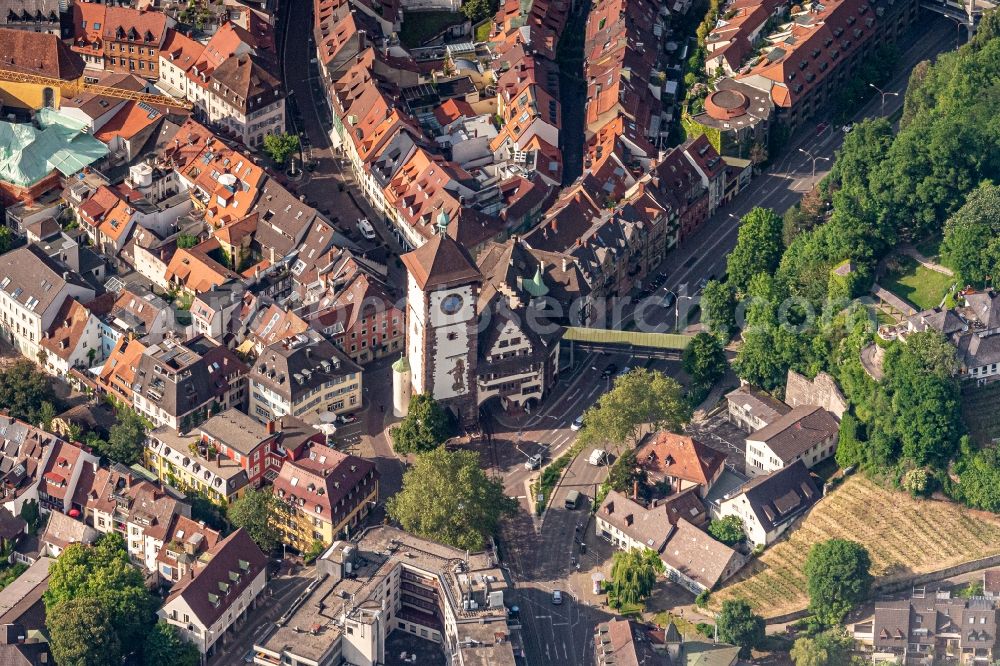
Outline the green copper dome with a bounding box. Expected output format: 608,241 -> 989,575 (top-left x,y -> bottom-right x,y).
392,355 -> 410,373
522,265 -> 549,297
436,210 -> 450,232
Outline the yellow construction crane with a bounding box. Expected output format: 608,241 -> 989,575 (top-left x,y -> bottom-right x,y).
0,67 -> 194,110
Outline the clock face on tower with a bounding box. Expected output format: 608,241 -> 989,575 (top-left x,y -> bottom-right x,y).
440,294 -> 464,315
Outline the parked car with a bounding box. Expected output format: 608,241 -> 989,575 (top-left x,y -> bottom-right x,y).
357,217 -> 377,240
842,123 -> 854,133
570,415 -> 584,431
524,454 -> 543,470
551,590 -> 563,605
589,449 -> 608,466
615,366 -> 632,378
336,414 -> 357,424
662,292 -> 676,308
601,363 -> 618,379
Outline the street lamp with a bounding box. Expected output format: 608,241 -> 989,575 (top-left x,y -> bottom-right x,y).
664,289 -> 696,333
868,83 -> 899,116
797,148 -> 829,179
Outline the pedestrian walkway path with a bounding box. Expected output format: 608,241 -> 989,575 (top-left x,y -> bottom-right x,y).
901,244 -> 954,276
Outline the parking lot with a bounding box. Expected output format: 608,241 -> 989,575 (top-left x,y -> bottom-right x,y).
685,411 -> 748,475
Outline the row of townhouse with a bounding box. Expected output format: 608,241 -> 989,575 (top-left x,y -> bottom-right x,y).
157,22 -> 286,146
521,135 -> 726,300
313,0 -> 570,254
0,412 -> 272,663
713,0 -> 920,132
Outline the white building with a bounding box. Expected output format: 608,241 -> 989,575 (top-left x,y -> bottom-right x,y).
745,405 -> 839,476
0,247 -> 95,361
717,460 -> 819,548
39,297 -> 104,378
158,528 -> 268,660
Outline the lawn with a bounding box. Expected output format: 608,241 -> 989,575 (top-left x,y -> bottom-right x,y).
400,10 -> 466,48
474,21 -> 491,42
711,475 -> 1000,619
881,255 -> 954,311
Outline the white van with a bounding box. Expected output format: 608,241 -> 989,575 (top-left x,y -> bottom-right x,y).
588,449 -> 608,466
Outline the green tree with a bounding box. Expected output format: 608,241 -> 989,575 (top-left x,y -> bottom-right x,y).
102,408 -> 147,465
0,360 -> 57,423
708,515 -> 745,546
390,392 -> 453,454
804,539 -> 872,626
726,207 -> 784,295
143,623 -> 200,666
683,332 -> 727,389
700,279 -> 737,340
604,450 -> 649,499
47,597 -> 124,666
940,182 -> 1000,285
229,488 -> 281,553
45,533 -> 153,656
716,599 -> 765,658
954,443 -> 1000,512
176,234 -> 199,249
386,448 -> 516,551
461,0 -> 495,23
790,628 -> 860,666
37,400 -> 57,431
263,132 -> 300,165
0,225 -> 12,255
833,412 -> 866,469
579,368 -> 691,453
607,548 -> 664,608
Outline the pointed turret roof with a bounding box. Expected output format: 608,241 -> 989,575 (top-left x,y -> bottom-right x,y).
401,232 -> 481,291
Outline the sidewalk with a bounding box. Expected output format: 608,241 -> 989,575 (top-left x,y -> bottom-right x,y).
900,244 -> 953,277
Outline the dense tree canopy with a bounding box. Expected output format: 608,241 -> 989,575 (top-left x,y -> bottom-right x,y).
390,392 -> 453,454
790,628 -> 862,666
229,488 -> 281,553
143,623 -> 201,666
101,408 -> 147,465
726,207 -> 784,295
700,279 -> 737,340
386,448 -> 516,551
683,332 -> 728,390
805,539 -> 872,626
716,599 -> 765,658
708,516 -> 745,546
45,534 -> 153,662
0,361 -> 57,424
579,368 -> 691,452
263,133 -> 300,165
47,597 -> 124,666
940,182 -> 1000,285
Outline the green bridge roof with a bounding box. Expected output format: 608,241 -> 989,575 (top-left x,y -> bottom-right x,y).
562,327 -> 694,350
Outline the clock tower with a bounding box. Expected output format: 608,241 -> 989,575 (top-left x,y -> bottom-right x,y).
399,218 -> 482,427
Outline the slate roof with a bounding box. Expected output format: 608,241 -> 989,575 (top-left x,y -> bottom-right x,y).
199,408 -> 268,456
747,405 -> 839,463
598,490 -> 674,552
659,519 -> 740,591
250,332 -> 361,403
725,385 -> 791,426
727,460 -> 819,533
163,528 -> 267,628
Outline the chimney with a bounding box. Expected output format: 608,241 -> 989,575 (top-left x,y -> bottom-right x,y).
633,479 -> 639,500
562,257 -> 568,272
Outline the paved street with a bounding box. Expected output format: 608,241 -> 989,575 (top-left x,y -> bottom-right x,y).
212,571 -> 317,666
490,15 -> 959,666
271,10 -> 957,666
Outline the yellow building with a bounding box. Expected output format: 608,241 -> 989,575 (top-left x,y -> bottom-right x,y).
146,427 -> 249,505
271,443 -> 379,552
0,29 -> 86,110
